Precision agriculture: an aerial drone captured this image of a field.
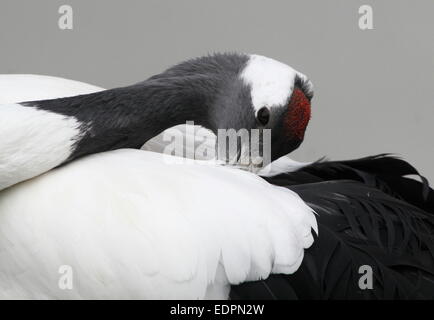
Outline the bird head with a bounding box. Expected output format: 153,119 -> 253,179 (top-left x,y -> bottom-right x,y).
147,53 -> 313,169
238,54 -> 314,163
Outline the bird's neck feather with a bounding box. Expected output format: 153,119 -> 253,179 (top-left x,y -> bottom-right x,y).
28,75 -> 220,162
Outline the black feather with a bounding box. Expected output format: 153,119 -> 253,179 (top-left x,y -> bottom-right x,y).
230,155 -> 434,300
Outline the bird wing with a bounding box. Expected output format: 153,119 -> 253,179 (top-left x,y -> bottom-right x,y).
0,149 -> 316,299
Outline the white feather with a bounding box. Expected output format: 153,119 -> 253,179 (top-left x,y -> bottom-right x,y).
0,75 -> 318,299
0,149 -> 317,299
258,155 -> 312,177
0,103 -> 82,190
0,75 -> 105,190
240,54 -> 312,113
0,74 -> 104,104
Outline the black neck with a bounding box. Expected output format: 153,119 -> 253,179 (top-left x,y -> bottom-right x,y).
30,75 -> 222,162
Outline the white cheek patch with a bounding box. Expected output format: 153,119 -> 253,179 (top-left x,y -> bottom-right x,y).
240,54 -> 307,113
0,103 -> 81,190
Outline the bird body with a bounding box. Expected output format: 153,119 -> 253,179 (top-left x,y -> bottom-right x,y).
0,71 -> 317,299
1,54 -> 433,300
0,149 -> 316,299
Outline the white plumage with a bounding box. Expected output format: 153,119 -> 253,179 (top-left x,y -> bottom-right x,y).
0,74 -> 104,104
240,55 -> 313,113
0,74 -> 317,299
0,103 -> 82,190
0,149 -> 316,299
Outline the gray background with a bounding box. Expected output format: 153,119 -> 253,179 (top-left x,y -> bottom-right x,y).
1,0 -> 433,181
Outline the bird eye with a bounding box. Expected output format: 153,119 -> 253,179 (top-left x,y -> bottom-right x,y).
256,107 -> 270,126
